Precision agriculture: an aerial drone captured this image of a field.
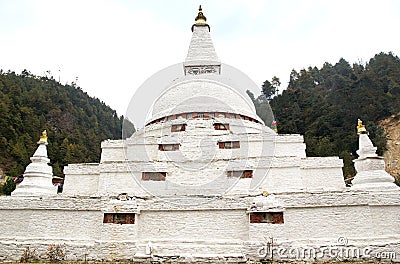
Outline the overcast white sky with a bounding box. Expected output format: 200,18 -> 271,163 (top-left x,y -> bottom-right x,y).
1,0 -> 399,116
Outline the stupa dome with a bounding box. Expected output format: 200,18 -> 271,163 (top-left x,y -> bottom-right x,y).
145,67 -> 263,124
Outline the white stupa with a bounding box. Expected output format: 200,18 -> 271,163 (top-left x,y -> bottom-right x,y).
12,130 -> 56,196
1,7 -> 399,263
351,119 -> 400,191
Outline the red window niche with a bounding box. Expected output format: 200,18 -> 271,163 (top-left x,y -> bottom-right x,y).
142,172 -> 166,181
227,170 -> 253,178
158,144 -> 179,151
218,141 -> 240,149
171,124 -> 186,132
249,212 -> 284,224
103,213 -> 135,224
214,123 -> 230,130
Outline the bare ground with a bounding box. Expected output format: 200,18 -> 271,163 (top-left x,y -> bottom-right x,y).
379,112 -> 400,184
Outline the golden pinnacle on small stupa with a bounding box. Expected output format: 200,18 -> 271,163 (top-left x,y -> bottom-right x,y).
38,130 -> 48,145
357,119 -> 368,134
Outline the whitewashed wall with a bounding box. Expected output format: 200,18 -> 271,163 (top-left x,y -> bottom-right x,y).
0,192 -> 399,262
63,163 -> 100,196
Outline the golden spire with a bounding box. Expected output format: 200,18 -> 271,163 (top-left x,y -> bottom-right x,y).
195,5 -> 207,25
191,5 -> 210,32
38,130 -> 48,144
357,119 -> 367,134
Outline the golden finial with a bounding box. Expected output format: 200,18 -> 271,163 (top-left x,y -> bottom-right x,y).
357,119 -> 367,134
38,130 -> 48,144
195,5 -> 207,25
262,190 -> 269,197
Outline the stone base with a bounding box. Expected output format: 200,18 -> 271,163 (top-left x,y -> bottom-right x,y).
1,239 -> 399,262
351,170 -> 400,191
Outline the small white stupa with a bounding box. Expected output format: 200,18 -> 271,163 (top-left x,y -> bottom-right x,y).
12,130 -> 56,196
351,119 -> 400,191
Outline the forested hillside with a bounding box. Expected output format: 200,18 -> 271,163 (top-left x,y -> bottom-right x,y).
0,70 -> 124,179
1,52 -> 399,192
251,52 -> 400,184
